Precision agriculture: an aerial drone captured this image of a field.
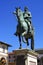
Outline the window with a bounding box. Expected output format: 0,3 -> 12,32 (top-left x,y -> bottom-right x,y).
9,56 -> 11,58
2,46 -> 5,53
13,55 -> 15,58
29,61 -> 36,65
9,60 -> 14,62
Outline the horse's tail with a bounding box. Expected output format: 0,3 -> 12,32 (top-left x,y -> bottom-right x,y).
22,36 -> 27,43
22,36 -> 29,46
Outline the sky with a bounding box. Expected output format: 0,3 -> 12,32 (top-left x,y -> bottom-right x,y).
0,0 -> 43,52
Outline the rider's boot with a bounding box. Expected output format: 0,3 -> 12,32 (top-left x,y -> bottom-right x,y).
14,32 -> 17,36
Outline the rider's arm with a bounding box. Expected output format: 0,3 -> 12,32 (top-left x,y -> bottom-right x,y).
13,11 -> 17,15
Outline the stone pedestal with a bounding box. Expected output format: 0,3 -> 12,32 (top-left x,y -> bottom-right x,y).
14,49 -> 38,65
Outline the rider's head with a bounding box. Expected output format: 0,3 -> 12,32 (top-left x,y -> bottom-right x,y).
24,7 -> 28,12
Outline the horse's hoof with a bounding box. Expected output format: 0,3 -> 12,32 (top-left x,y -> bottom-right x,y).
19,47 -> 22,49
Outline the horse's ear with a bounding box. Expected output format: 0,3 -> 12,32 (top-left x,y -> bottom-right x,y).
15,7 -> 21,9
14,7 -> 17,10
15,7 -> 17,10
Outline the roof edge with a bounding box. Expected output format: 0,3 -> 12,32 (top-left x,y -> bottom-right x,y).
0,41 -> 12,47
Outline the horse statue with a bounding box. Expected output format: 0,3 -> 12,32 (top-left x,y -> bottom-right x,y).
13,7 -> 34,50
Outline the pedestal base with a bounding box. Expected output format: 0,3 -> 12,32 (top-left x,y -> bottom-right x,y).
14,49 -> 38,65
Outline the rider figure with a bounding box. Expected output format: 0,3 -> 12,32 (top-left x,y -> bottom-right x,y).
23,7 -> 32,32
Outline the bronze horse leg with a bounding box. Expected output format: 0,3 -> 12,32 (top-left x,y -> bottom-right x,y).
18,35 -> 22,49
31,36 -> 34,50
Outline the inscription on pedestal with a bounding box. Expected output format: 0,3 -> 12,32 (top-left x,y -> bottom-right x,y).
29,61 -> 36,65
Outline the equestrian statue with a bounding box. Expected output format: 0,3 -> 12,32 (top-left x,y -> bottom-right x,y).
13,7 -> 34,50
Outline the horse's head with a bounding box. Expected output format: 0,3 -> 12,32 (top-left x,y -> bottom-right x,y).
15,7 -> 22,17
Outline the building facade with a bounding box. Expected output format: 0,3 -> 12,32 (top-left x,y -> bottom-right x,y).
0,41 -> 11,65
8,51 -> 16,63
36,49 -> 43,65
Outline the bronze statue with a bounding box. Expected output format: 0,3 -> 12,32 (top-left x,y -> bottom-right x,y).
13,7 -> 34,50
